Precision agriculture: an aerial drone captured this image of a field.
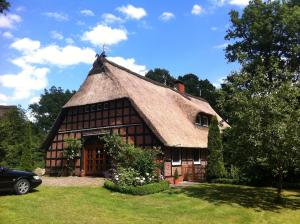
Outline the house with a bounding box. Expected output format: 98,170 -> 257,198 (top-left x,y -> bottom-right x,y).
43,54 -> 229,183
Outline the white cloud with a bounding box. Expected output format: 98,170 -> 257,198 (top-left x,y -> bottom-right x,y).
0,93 -> 8,102
76,20 -> 85,26
82,24 -> 127,46
10,38 -> 41,52
43,12 -> 69,21
0,65 -> 49,100
108,56 -> 147,75
102,13 -> 124,24
16,6 -> 25,12
210,26 -> 218,31
80,9 -> 95,16
213,43 -> 229,49
191,4 -> 203,15
0,13 -> 21,29
65,37 -> 74,44
228,0 -> 249,6
159,12 -> 175,22
213,76 -> 226,88
2,31 -> 14,39
50,30 -> 64,40
29,96 -> 41,104
117,4 -> 147,20
1,38 -> 96,101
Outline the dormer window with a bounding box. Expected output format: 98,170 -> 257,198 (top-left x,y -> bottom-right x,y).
196,113 -> 210,127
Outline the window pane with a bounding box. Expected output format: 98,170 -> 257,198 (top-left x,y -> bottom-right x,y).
193,149 -> 200,161
173,149 -> 180,162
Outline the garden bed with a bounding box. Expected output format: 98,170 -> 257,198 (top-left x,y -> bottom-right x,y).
104,180 -> 169,195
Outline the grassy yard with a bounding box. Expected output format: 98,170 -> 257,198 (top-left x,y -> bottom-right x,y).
0,183 -> 300,224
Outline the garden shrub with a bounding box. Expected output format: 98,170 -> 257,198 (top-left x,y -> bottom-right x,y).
102,134 -> 162,187
104,180 -> 169,195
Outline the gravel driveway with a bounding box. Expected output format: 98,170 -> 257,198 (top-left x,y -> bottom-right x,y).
41,176 -> 106,187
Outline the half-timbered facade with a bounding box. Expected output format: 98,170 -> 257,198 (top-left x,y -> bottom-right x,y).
43,54 -> 229,182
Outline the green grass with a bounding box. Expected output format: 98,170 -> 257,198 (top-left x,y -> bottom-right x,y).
0,183 -> 300,224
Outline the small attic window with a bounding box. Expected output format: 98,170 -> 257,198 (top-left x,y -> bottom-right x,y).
91,104 -> 96,112
97,103 -> 102,111
196,113 -> 211,127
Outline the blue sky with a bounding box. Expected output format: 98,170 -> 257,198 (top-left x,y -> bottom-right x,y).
0,0 -> 248,110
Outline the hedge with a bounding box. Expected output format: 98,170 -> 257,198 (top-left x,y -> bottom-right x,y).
104,180 -> 170,195
209,178 -> 240,185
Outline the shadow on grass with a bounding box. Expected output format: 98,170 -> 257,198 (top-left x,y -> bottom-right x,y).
167,184 -> 300,212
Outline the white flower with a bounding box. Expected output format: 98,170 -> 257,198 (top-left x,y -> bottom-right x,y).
146,173 -> 149,176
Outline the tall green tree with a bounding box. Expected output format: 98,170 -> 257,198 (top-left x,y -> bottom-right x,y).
220,0 -> 300,199
145,68 -> 175,87
29,86 -> 75,132
207,116 -> 226,179
20,123 -> 33,170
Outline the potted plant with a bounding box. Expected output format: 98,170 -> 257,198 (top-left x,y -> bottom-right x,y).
174,168 -> 180,185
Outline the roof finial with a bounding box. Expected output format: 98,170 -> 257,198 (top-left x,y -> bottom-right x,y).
100,44 -> 106,57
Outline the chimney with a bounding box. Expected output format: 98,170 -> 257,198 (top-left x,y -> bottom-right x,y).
174,80 -> 185,94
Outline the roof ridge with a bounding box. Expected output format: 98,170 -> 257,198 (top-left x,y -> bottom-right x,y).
103,57 -> 209,103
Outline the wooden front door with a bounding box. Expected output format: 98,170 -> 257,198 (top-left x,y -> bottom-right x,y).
84,143 -> 107,176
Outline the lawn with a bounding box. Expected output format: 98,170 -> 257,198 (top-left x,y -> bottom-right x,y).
0,184 -> 300,224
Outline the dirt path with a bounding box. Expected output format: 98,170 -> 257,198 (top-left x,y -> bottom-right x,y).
41,176 -> 106,187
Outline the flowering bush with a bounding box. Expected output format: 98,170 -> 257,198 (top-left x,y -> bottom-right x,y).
63,138 -> 82,176
102,134 -> 162,186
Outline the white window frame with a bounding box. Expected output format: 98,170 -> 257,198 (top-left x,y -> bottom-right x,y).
193,149 -> 201,165
201,116 -> 209,127
172,149 -> 181,166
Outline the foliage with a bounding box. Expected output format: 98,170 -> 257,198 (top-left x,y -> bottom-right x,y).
63,138 -> 82,175
174,168 -> 179,180
207,116 -> 226,179
225,0 -> 300,76
0,107 -> 42,170
102,134 -> 161,186
20,123 -> 33,170
220,0 -> 300,199
0,0 -> 10,14
29,86 -> 75,132
145,68 -> 175,87
104,180 -> 169,195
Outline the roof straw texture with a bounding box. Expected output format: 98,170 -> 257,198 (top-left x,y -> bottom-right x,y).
64,57 -> 229,148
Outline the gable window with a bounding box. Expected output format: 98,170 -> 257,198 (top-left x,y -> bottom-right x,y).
172,149 -> 181,165
193,149 -> 201,164
196,113 -> 210,127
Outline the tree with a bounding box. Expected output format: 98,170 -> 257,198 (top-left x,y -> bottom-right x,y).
220,0 -> 300,199
0,107 -> 27,168
29,86 -> 75,132
145,68 -> 175,87
207,116 -> 226,179
178,74 -> 199,96
0,0 -> 10,14
0,107 -> 44,169
20,123 -> 33,170
225,0 -> 300,83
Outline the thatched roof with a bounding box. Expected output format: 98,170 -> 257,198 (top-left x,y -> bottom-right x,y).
63,55 -> 229,148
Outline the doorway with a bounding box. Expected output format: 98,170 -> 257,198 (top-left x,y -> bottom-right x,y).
83,136 -> 109,176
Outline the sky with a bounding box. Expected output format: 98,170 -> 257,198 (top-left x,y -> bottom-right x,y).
0,0 -> 248,110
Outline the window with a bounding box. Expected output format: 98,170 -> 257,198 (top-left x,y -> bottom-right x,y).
172,149 -> 181,165
84,105 -> 90,112
193,149 -> 201,164
97,103 -> 102,111
91,104 -> 96,112
196,113 -> 210,127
